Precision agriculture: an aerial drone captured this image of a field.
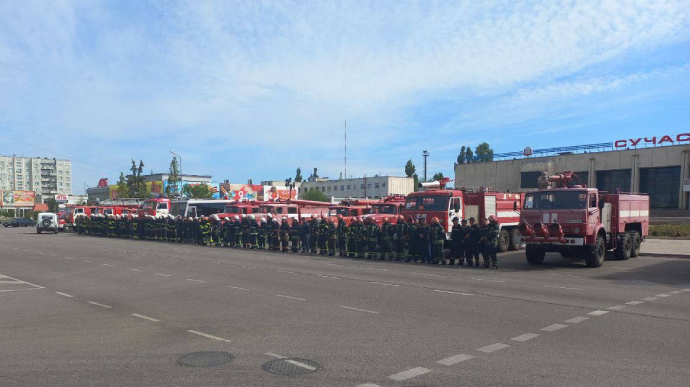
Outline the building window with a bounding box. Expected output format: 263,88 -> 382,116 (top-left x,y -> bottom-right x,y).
360,184 -> 365,189
375,183 -> 379,189
640,166 -> 681,209
574,172 -> 589,186
333,186 -> 337,191
520,171 -> 542,189
367,183 -> 372,189
321,187 -> 325,192
341,185 -> 344,191
347,185 -> 351,190
596,169 -> 631,194
382,183 -> 386,188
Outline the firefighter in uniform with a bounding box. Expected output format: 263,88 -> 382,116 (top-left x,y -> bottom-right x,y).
290,218 -> 301,253
248,215 -> 258,249
356,217 -> 366,258
309,217 -> 319,255
465,217 -> 480,267
394,215 -> 407,262
347,217 -> 358,257
280,217 -> 291,252
300,216 -> 312,253
337,215 -> 348,257
418,216 -> 431,263
232,216 -> 241,247
257,217 -> 267,249
431,217 -> 446,264
450,217 -> 465,266
483,216 -> 500,269
317,217 -> 329,255
381,217 -> 394,261
406,216 -> 417,262
327,218 -> 337,256
366,218 -> 380,260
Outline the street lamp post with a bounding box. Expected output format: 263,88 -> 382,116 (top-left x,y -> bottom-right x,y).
170,150 -> 182,198
422,150 -> 429,182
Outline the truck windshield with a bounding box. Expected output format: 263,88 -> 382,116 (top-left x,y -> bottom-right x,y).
225,206 -> 241,214
329,208 -> 351,217
404,196 -> 449,211
170,202 -> 187,217
142,201 -> 156,211
524,191 -> 588,210
371,204 -> 397,214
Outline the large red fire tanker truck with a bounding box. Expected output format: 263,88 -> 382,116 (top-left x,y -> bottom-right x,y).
362,195 -> 407,225
401,178 -> 523,252
518,171 -> 649,268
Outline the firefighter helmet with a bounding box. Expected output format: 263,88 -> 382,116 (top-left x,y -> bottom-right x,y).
488,215 -> 497,223
350,217 -> 356,223
431,217 -> 439,224
311,214 -> 317,219
398,215 -> 404,222
234,215 -> 240,220
383,217 -> 389,223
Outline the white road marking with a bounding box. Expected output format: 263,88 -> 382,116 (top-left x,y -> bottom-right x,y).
154,273 -> 172,277
588,310 -> 609,316
324,263 -> 344,266
227,286 -> 249,291
88,301 -> 112,309
55,292 -> 74,298
356,384 -> 381,387
548,273 -> 583,279
388,367 -> 432,381
670,291 -> 682,294
285,359 -> 317,371
48,254 -> 58,257
642,297 -> 658,301
369,281 -> 399,287
413,272 -> 442,277
433,289 -> 472,296
131,313 -> 159,322
684,288 -> 690,292
565,316 -> 590,323
64,257 -> 74,260
366,267 -> 388,271
187,330 -> 230,342
276,270 -> 296,274
656,294 -> 671,298
608,305 -> 627,310
543,285 -> 584,291
36,252 -> 44,255
471,277 -> 505,283
84,260 -> 93,263
103,264 -> 115,267
317,275 -> 342,279
511,333 -> 539,342
339,305 -> 379,314
477,343 -> 510,353
186,279 -> 207,283
437,353 -> 474,366
0,274 -> 45,289
276,294 -> 306,301
265,352 -> 286,359
541,324 -> 567,332
22,250 -> 30,252
625,301 -> 643,305
127,268 -> 141,272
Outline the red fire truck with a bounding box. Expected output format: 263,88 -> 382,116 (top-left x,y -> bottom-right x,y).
140,198 -> 171,217
327,199 -> 372,225
63,205 -> 98,230
362,195 -> 407,225
518,171 -> 649,268
401,178 -> 523,252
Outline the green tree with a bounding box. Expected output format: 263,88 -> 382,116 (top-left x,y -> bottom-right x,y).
182,183 -> 214,199
311,167 -> 319,179
116,172 -> 129,198
295,167 -> 303,182
300,188 -> 329,202
405,160 -> 416,177
126,159 -> 147,198
166,157 -> 181,198
465,147 -> 474,163
412,173 -> 420,192
432,172 -> 445,181
475,142 -> 494,162
46,197 -> 58,213
457,146 -> 466,164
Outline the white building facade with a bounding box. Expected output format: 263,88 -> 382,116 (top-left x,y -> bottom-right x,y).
299,176 -> 414,199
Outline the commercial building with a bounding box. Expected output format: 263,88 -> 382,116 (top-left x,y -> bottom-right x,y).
86,173 -> 213,202
0,155 -> 72,201
455,133 -> 690,210
299,176 -> 414,199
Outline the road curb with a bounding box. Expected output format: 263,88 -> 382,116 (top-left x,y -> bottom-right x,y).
640,253 -> 690,259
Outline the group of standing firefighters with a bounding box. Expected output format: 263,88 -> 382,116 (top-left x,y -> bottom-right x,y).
75,213 -> 501,268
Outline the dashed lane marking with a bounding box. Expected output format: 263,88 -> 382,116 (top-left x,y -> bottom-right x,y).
413,272 -> 442,277
317,275 -> 342,279
55,292 -> 74,298
187,330 -> 230,342
186,279 -> 207,283
127,268 -> 141,272
227,286 -> 250,291
265,352 -> 286,359
642,297 -> 658,301
587,310 -> 609,316
656,294 -> 671,298
388,367 -> 432,381
88,301 -> 112,309
265,352 -> 317,370
339,305 -> 379,314
433,289 -> 472,296
471,277 -> 505,283
154,273 -> 172,277
608,305 -> 627,310
541,324 -> 567,332
84,260 -> 93,263
625,301 -> 643,305
477,343 -> 510,353
103,264 -> 115,267
511,333 -> 539,342
131,313 -> 159,322
64,257 -> 74,260
565,316 -> 590,324
369,281 -> 399,287
356,384 -> 381,387
543,285 -> 584,291
276,294 -> 306,301
437,353 -> 474,365
670,291 -> 682,294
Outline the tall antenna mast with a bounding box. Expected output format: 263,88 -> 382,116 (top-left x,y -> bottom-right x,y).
344,120 -> 347,180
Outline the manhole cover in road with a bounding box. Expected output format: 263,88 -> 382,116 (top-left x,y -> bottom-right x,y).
177,351 -> 234,367
262,358 -> 320,376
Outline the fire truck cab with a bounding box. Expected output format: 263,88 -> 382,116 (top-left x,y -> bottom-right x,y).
362,195 -> 407,225
64,206 -> 97,229
518,171 -> 649,268
140,198 -> 171,217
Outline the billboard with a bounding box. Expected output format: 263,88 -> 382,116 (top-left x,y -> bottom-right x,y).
263,185 -> 298,201
0,190 -> 36,207
219,183 -> 263,201
108,181 -> 165,199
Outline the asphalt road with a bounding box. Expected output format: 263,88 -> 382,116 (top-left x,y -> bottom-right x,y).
1,227 -> 689,387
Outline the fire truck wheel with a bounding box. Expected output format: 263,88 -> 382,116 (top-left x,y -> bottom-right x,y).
525,246 -> 545,265
614,233 -> 632,261
508,229 -> 521,251
585,235 -> 606,267
630,231 -> 641,258
498,229 -> 510,253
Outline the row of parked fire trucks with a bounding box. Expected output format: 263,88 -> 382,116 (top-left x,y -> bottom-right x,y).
62,173 -> 649,267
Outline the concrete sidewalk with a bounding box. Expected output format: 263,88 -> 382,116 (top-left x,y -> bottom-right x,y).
642,238 -> 690,258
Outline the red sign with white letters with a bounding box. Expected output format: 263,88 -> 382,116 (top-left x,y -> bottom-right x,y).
615,133 -> 690,149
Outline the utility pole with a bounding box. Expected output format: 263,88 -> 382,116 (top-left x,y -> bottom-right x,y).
422,150 -> 429,182
344,121 -> 347,180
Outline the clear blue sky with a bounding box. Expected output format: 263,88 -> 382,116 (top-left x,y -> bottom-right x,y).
1,0 -> 689,193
